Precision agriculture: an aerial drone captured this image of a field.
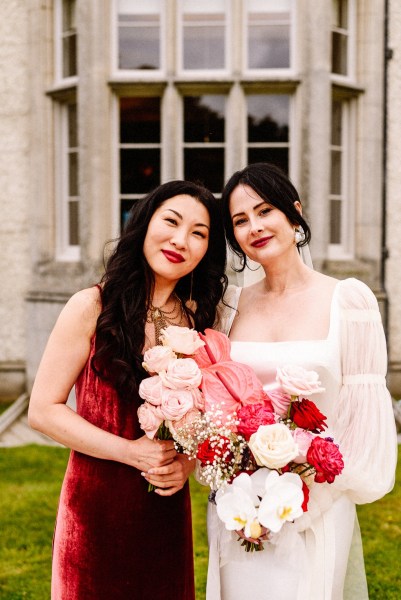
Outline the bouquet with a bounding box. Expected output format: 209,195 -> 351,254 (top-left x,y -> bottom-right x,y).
138,327 -> 344,549
213,363 -> 344,551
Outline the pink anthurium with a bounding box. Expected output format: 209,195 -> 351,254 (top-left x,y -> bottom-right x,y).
193,329 -> 232,368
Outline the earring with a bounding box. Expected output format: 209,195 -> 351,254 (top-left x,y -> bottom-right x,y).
294,228 -> 305,245
189,272 -> 193,304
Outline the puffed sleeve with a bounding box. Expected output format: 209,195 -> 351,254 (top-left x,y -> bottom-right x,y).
332,278 -> 397,503
215,285 -> 241,335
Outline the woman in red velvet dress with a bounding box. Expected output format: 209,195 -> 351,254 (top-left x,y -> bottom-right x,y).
28,180 -> 227,600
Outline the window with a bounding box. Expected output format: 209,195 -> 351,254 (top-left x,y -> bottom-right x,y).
117,0 -> 162,71
331,0 -> 350,76
119,97 -> 161,225
56,0 -> 77,80
247,95 -> 290,172
245,0 -> 292,70
328,99 -> 355,257
183,95 -> 225,193
56,100 -> 80,260
180,0 -> 227,71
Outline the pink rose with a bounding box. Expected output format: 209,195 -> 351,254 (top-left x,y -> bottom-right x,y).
168,407 -> 202,436
292,429 -> 315,463
264,383 -> 292,417
138,402 -> 164,439
138,375 -> 163,405
306,437 -> 344,483
160,357 -> 202,389
237,403 -> 276,440
160,325 -> 205,355
160,387 -> 195,420
142,345 -> 176,373
191,387 -> 205,411
276,365 -> 325,397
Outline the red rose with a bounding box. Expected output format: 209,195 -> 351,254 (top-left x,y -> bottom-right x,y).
290,398 -> 327,433
237,403 -> 276,440
301,481 -> 310,512
196,436 -> 233,466
306,437 -> 344,484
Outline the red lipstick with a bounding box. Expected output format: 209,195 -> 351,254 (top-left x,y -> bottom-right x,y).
162,250 -> 185,263
250,236 -> 272,248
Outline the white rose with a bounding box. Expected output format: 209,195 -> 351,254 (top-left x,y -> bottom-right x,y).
142,345 -> 176,373
276,365 -> 325,397
248,424 -> 299,469
159,357 -> 202,389
160,325 -> 205,355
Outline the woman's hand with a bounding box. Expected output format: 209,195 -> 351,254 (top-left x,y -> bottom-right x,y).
141,454 -> 195,496
127,435 -> 177,472
235,526 -> 270,546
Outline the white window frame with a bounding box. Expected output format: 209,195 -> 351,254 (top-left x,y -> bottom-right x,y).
242,0 -> 296,77
111,0 -> 166,79
177,0 -> 231,78
328,98 -> 356,260
55,101 -> 80,261
331,0 -> 357,85
54,0 -> 78,87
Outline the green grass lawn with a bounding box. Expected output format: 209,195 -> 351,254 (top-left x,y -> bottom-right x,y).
0,445 -> 400,599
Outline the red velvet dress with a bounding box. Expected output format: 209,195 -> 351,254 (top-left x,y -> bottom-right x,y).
52,336 -> 195,599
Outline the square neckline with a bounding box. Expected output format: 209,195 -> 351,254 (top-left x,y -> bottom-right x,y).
229,279 -> 341,345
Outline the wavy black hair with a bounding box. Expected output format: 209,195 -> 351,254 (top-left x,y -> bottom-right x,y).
92,180 -> 227,400
221,162 -> 311,272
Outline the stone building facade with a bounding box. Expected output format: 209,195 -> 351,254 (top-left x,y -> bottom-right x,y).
0,0 -> 400,399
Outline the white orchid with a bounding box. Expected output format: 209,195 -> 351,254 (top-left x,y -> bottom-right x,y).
216,474 -> 259,537
258,471 -> 304,533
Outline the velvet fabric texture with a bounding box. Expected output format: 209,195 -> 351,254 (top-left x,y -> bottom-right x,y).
52,337 -> 195,599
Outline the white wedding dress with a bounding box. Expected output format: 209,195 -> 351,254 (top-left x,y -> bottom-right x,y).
207,278 -> 397,600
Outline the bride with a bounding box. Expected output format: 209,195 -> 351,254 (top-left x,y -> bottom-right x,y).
207,163 -> 397,600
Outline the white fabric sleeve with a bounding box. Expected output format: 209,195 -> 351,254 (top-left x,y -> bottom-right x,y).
215,285 -> 241,335
331,278 -> 398,504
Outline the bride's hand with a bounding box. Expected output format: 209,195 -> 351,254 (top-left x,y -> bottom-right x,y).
235,526 -> 270,545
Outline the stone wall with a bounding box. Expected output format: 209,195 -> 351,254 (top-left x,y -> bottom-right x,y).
0,2 -> 30,398
387,0 -> 401,397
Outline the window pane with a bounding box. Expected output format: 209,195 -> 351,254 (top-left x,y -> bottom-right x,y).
69,152 -> 78,196
184,148 -> 224,192
62,0 -> 77,77
331,101 -> 342,146
330,199 -> 342,244
246,0 -> 290,69
247,148 -> 288,173
118,0 -> 161,70
330,150 -> 342,195
182,1 -> 226,70
248,21 -> 289,69
184,96 -> 225,142
331,31 -> 347,75
62,34 -> 77,78
68,103 -> 78,147
68,200 -> 79,245
120,149 -> 160,194
332,0 -> 348,29
247,95 -> 289,142
62,0 -> 76,32
120,97 -> 160,143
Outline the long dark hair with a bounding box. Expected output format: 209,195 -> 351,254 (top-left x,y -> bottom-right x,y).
221,163 -> 311,272
92,180 -> 227,400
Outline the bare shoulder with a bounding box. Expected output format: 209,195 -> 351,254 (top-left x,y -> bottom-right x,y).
309,270 -> 339,293
57,286 -> 102,338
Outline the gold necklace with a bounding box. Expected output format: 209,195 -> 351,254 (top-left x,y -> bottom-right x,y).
146,294 -> 185,345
